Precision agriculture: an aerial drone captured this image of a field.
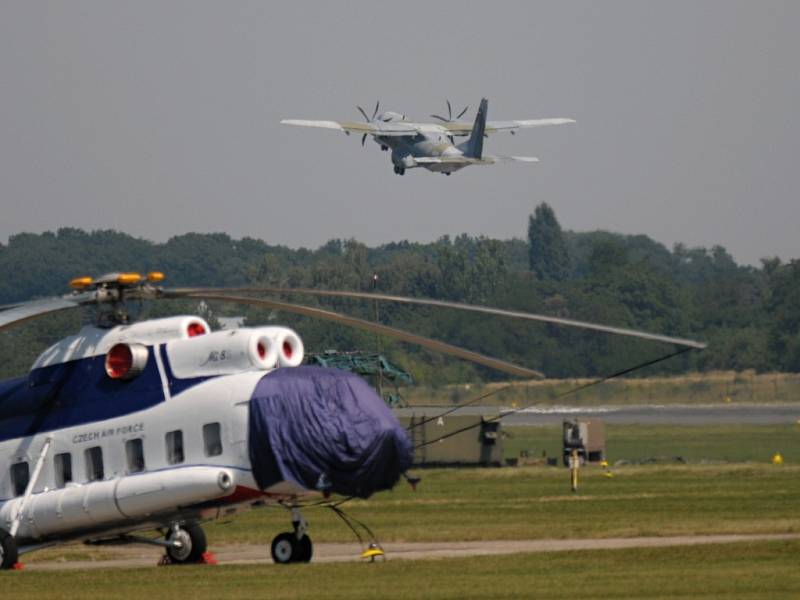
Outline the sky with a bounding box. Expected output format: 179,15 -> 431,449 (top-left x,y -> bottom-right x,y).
0,1 -> 797,266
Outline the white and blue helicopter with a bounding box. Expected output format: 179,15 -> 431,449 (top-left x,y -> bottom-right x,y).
0,273 -> 705,569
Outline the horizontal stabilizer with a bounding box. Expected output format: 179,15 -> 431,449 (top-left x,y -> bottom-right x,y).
486,155 -> 540,163
414,155 -> 539,166
414,156 -> 483,166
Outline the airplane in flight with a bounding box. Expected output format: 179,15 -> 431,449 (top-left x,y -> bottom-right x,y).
0,273 -> 704,569
281,98 -> 575,175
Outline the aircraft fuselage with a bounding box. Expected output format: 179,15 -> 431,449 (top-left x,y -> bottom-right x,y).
377,133 -> 468,175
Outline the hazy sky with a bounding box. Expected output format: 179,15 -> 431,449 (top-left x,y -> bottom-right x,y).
1,1 -> 797,265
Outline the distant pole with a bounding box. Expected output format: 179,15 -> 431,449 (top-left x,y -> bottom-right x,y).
372,273 -> 383,398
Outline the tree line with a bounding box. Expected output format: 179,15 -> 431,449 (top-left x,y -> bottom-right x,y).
0,205 -> 797,382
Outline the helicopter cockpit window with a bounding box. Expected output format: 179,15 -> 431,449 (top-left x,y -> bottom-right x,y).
166,430 -> 184,465
54,453 -> 73,488
85,446 -> 104,481
203,422 -> 223,457
125,439 -> 145,473
10,462 -> 29,496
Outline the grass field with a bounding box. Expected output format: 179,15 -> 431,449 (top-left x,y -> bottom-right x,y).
5,541 -> 800,599
504,423 -> 800,463
404,371 -> 800,407
193,463 -> 800,546
194,424 -> 800,545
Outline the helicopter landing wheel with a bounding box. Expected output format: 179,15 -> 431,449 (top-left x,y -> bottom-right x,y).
0,529 -> 18,570
270,533 -> 313,564
295,534 -> 313,562
165,523 -> 207,564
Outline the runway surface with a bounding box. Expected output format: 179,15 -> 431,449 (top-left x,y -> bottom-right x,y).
397,403 -> 800,425
24,533 -> 800,571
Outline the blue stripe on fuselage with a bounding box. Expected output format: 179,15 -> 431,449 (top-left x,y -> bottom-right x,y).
0,346 -> 210,443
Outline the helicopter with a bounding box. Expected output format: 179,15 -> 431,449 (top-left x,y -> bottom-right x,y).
0,272 -> 706,569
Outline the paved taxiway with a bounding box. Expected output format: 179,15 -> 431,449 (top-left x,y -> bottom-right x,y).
398,404 -> 800,425
24,533 -> 800,571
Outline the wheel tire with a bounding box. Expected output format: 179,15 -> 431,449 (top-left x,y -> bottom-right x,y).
166,523 -> 207,564
0,529 -> 18,570
295,535 -> 313,563
271,532 -> 297,565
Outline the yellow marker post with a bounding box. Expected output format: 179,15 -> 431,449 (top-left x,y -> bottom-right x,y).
570,449 -> 579,492
772,452 -> 784,465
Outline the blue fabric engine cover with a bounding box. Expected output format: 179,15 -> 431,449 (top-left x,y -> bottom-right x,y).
248,367 -> 412,499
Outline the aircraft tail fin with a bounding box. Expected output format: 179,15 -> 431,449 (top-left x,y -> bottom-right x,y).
464,98 -> 488,158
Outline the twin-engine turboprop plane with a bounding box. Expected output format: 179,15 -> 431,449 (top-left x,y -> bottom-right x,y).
281,98 -> 574,175
0,272 -> 705,569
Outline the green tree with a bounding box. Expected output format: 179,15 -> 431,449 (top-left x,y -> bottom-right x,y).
766,259 -> 800,371
528,203 -> 571,281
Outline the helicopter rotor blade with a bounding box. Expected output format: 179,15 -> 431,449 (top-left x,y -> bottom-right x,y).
168,290 -> 543,379
0,296 -> 84,332
170,287 -> 707,350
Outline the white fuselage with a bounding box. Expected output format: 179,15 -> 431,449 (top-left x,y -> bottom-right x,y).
379,131 -> 467,174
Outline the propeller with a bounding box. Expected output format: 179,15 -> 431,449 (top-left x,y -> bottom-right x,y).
430,100 -> 469,123
356,100 -> 381,146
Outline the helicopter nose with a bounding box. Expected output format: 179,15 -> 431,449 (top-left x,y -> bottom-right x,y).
247,367 -> 412,499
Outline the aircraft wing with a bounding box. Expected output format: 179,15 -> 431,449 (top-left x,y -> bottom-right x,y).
281,119 -> 418,137
414,156 -> 483,166
440,118 -> 576,136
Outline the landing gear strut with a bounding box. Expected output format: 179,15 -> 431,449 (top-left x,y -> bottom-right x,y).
393,165 -> 405,176
0,529 -> 18,570
86,522 -> 209,565
271,507 -> 313,564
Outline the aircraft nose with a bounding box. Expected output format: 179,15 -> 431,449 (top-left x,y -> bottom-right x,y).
247,367 -> 412,499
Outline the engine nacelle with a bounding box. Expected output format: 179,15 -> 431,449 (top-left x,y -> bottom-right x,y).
31,315 -> 212,370
166,326 -> 304,378
257,326 -> 305,368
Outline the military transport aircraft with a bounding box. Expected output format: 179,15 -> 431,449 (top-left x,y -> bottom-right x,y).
281,98 -> 574,175
0,272 -> 704,569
